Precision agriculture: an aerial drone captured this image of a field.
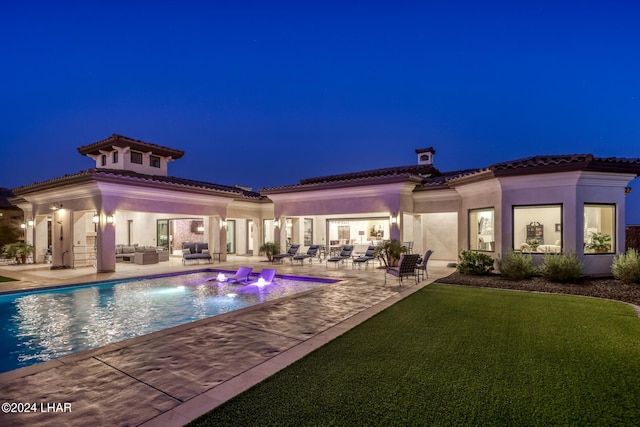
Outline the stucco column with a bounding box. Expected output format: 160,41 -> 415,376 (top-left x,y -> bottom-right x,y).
96,212 -> 116,273
389,213 -> 401,241
218,218 -> 228,262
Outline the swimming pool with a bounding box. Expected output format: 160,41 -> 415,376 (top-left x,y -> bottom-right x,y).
0,271 -> 339,374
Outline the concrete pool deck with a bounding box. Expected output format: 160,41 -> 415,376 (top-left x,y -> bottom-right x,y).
0,256 -> 454,427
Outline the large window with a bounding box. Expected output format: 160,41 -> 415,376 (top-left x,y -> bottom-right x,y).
584,204 -> 615,254
469,208 -> 494,251
513,205 -> 562,253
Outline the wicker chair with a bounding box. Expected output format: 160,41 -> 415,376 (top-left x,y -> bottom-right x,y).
384,254 -> 420,285
416,250 -> 434,281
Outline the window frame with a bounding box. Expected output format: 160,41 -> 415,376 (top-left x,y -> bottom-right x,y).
468,207 -> 495,252
583,203 -> 616,255
150,155 -> 161,168
130,151 -> 143,164
512,203 -> 563,253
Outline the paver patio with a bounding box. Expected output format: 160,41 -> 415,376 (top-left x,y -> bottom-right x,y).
0,256 -> 452,427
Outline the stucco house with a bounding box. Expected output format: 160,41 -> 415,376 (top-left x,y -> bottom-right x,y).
9,134 -> 640,276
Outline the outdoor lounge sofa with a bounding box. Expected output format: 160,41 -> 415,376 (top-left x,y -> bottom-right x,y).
182,242 -> 212,264
384,253 -> 420,285
116,245 -> 168,264
293,245 -> 320,265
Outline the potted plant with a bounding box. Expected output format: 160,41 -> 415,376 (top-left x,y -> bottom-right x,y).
374,239 -> 407,267
16,242 -> 34,264
585,232 -> 612,253
259,242 -> 281,262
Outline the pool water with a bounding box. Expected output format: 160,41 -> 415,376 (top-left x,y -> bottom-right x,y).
0,271 -> 338,374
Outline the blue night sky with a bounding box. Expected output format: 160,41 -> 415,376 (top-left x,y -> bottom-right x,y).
1,1 -> 639,222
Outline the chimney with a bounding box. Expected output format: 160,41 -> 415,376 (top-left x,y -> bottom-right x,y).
415,147 -> 435,166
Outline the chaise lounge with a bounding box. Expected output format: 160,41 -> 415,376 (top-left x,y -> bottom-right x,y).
273,244 -> 300,263
293,245 -> 320,265
352,245 -> 377,269
326,245 -> 354,268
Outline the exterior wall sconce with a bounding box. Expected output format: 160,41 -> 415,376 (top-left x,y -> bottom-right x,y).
390,215 -> 398,224
106,214 -> 115,224
221,220 -> 228,228
50,203 -> 62,211
20,223 -> 26,229
27,220 -> 34,227
92,214 -> 100,224
273,219 -> 280,228
197,225 -> 205,232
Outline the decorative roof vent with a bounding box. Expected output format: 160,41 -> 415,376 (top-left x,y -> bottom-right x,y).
415,147 -> 436,166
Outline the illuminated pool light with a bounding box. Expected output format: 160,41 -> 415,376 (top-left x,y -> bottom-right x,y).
216,273 -> 227,282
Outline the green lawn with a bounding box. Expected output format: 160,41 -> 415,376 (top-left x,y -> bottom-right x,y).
189,284 -> 640,426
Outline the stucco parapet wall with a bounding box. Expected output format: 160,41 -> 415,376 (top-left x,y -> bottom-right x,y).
260,173 -> 425,194
13,169 -> 267,201
77,134 -> 185,159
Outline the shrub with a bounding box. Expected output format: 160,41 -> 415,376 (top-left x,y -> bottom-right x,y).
497,251 -> 536,280
456,250 -> 495,275
538,252 -> 583,283
612,249 -> 640,284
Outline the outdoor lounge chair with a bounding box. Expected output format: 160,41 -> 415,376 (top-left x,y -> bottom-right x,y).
249,268 -> 277,285
384,253 -> 421,285
351,246 -> 377,269
415,250 -> 433,281
293,245 -> 320,265
273,244 -> 300,263
326,245 -> 354,268
217,266 -> 253,283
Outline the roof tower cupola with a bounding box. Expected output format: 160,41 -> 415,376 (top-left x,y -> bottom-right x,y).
77,134 -> 185,176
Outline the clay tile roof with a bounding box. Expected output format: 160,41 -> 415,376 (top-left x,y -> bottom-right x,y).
89,169 -> 264,199
12,169 -> 265,200
77,134 -> 185,159
490,154 -> 640,176
298,164 -> 438,185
